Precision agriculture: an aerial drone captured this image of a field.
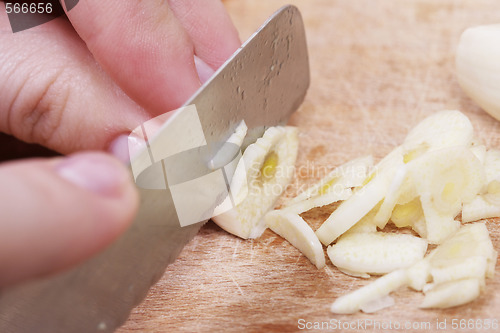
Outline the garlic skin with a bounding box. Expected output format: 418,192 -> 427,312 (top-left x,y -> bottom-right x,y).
456,24 -> 500,121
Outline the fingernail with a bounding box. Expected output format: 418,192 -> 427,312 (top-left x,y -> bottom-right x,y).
109,134 -> 131,164
56,153 -> 129,197
109,132 -> 150,164
194,55 -> 215,83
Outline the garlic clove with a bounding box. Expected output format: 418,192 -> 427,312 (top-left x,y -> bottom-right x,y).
456,24 -> 500,121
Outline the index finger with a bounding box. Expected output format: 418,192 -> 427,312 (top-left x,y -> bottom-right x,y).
62,0 -> 201,114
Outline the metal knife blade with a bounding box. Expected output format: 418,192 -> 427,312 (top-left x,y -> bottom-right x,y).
0,5 -> 309,333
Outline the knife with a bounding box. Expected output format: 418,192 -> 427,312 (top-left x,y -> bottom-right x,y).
0,5 -> 309,332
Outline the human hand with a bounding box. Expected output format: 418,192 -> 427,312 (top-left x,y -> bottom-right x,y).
0,0 -> 240,286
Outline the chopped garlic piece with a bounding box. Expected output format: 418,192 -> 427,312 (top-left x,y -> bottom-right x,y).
428,223 -> 495,268
403,110 -> 473,153
213,126 -> 298,239
327,232 -> 427,276
419,193 -> 460,244
342,202 -> 381,235
315,171 -> 391,245
407,146 -> 485,243
462,195 -> 500,222
283,188 -> 352,215
420,278 -> 482,309
484,149 -> 500,182
482,149 -> 500,205
286,156 -> 373,205
330,269 -> 408,314
410,146 -> 485,214
372,165 -> 407,228
360,295 -> 395,313
279,156 -> 372,216
430,256 -> 487,285
264,210 -> 325,269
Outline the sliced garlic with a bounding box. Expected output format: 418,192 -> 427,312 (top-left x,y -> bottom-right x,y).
330,222 -> 497,313
342,202 -> 381,235
324,110 -> 499,313
402,110 -> 474,154
456,24 -> 500,121
403,110 -> 473,153
283,156 -> 372,214
315,171 -> 391,245
428,223 -> 495,268
419,193 -> 460,245
283,188 -> 352,215
372,165 -> 407,228
430,256 -> 488,285
264,210 -> 325,269
330,269 -> 408,314
360,295 -> 395,314
408,146 -> 485,243
484,149 -> 500,182
327,232 -> 428,276
410,146 -> 485,213
462,195 -> 500,222
213,126 -> 298,239
420,278 -> 482,309
287,155 -> 373,205
482,148 -> 500,205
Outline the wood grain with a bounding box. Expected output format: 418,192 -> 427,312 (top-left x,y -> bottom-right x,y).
118,1 -> 500,332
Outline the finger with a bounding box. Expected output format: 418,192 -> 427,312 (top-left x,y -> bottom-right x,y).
0,152 -> 138,286
167,0 -> 241,69
62,0 -> 201,114
0,14 -> 148,154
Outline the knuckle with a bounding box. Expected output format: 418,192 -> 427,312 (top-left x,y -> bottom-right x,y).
8,67 -> 71,149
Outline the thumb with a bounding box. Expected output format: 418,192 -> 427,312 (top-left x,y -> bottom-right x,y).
0,152 -> 138,286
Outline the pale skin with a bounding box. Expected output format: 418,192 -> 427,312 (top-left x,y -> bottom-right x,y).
0,0 -> 240,286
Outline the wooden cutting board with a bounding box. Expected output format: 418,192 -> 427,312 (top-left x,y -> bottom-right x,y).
118,1 -> 500,332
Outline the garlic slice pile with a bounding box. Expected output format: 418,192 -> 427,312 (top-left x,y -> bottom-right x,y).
212,110 -> 498,314
324,111 -> 497,313
317,111 -> 486,246
330,223 -> 496,314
